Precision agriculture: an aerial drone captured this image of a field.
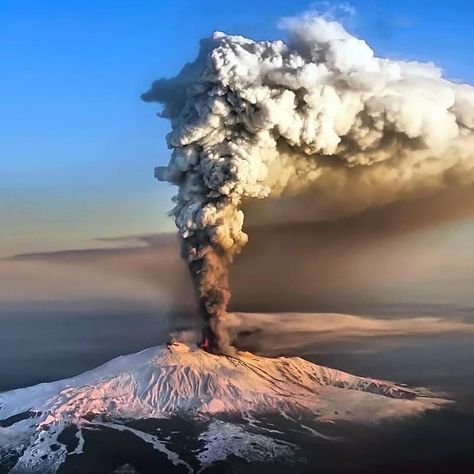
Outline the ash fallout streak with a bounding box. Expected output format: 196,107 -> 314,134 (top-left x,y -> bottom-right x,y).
143,15 -> 474,353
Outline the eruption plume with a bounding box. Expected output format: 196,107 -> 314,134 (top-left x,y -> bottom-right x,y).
143,15 -> 474,353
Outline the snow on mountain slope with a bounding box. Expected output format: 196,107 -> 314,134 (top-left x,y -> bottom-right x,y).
0,342 -> 446,472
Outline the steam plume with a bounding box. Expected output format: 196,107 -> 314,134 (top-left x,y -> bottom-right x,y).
143,15 -> 474,353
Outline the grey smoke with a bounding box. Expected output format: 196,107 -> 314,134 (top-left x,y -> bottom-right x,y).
143,14 -> 474,352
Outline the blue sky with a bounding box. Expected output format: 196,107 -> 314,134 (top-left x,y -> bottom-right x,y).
1,0 -> 474,256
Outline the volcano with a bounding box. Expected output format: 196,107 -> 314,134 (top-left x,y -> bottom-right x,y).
0,342 -> 446,473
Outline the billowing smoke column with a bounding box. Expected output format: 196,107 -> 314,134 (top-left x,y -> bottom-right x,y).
143,16 -> 474,353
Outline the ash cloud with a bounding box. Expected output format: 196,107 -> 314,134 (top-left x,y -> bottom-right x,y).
225,312 -> 474,356
143,15 -> 474,352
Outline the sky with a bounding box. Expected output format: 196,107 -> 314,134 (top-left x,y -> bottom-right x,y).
1,1 -> 474,405
1,0 -> 474,257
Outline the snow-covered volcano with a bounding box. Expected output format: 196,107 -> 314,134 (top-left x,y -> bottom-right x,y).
0,342 -> 446,473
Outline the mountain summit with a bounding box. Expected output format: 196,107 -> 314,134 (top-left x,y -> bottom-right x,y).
0,342 -> 445,473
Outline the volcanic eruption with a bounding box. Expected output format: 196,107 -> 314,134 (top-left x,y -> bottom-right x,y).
4,13 -> 474,474
142,15 -> 474,353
